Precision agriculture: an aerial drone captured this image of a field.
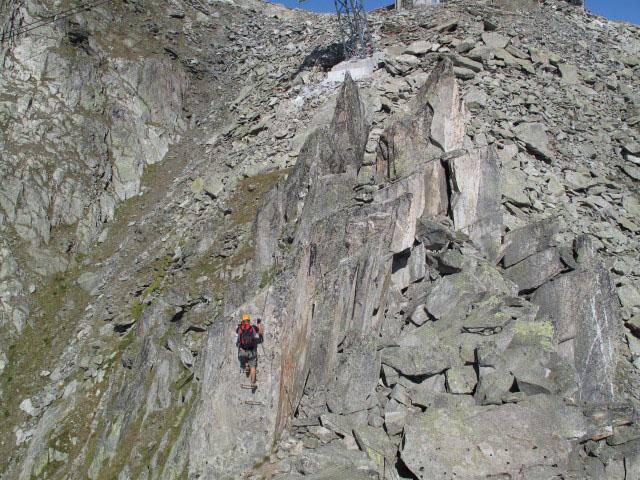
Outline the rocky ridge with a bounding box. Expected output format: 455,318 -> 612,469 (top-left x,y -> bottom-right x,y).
0,0 -> 640,479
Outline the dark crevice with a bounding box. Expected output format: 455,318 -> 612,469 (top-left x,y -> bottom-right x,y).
114,323 -> 133,334
169,308 -> 185,323
471,362 -> 480,396
509,378 -> 521,393
392,248 -> 411,274
401,372 -> 435,384
517,286 -> 539,296
178,372 -> 194,390
290,42 -> 345,80
441,158 -> 454,221
395,456 -> 419,480
183,325 -> 206,334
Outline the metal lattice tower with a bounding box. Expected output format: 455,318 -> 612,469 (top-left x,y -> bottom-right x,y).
299,0 -> 374,60
333,0 -> 374,59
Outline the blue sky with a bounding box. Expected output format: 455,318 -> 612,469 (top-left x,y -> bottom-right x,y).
587,0 -> 640,25
269,0 -> 639,25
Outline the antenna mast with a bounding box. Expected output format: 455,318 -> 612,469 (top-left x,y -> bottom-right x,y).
300,0 -> 374,59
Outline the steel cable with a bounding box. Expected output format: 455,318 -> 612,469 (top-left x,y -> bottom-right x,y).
1,0 -> 111,44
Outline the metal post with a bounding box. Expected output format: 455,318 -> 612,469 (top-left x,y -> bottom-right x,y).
333,0 -> 374,59
299,0 -> 374,60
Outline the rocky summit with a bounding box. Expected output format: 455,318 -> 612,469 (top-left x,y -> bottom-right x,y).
1,0 -> 640,478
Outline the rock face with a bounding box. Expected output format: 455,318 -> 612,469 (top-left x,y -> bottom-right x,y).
376,58 -> 465,179
402,400 -> 576,479
0,0 -> 188,340
532,239 -> 623,402
3,0 -> 640,479
446,147 -> 502,253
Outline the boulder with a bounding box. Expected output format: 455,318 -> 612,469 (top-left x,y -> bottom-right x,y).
391,242 -> 427,290
463,87 -> 488,110
445,365 -> 477,394
353,423 -> 397,471
404,373 -> 447,407
453,67 -> 475,80
514,122 -> 553,161
376,59 -> 465,179
404,40 -> 433,56
381,324 -> 456,377
330,73 -> 370,174
462,296 -> 510,332
382,337 -> 457,376
618,284 -> 640,309
300,466 -> 380,480
401,400 -> 581,479
446,147 -> 502,253
424,271 -> 485,321
203,176 -> 224,198
504,321 -> 577,396
77,271 -> 103,295
294,445 -> 376,476
532,257 -> 623,401
466,45 -> 494,62
326,335 -> 380,415
415,215 -> 457,250
501,167 -> 530,206
503,218 -> 558,267
504,247 -> 564,292
482,32 -> 510,49
301,468 -> 379,480
384,406 -> 408,436
475,365 -> 515,404
558,63 -> 580,84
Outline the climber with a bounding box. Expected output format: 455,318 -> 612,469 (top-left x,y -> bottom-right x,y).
236,314 -> 263,386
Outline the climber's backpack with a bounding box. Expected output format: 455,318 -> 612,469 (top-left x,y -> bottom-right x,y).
238,323 -> 256,350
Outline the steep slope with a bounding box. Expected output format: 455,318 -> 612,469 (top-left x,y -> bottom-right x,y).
1,0 -> 640,479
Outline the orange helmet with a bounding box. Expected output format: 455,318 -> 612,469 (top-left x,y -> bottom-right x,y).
242,314 -> 250,322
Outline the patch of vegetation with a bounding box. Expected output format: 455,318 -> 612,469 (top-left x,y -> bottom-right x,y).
183,169 -> 290,299
251,454 -> 272,471
0,263 -> 90,475
227,168 -> 290,228
36,360 -> 115,479
152,383 -> 198,478
259,265 -> 278,289
145,254 -> 174,299
52,272 -> 68,296
130,303 -> 150,322
158,321 -> 177,347
115,329 -> 136,357
230,240 -> 253,268
75,252 -> 88,265
86,365 -> 197,479
127,253 -> 174,325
